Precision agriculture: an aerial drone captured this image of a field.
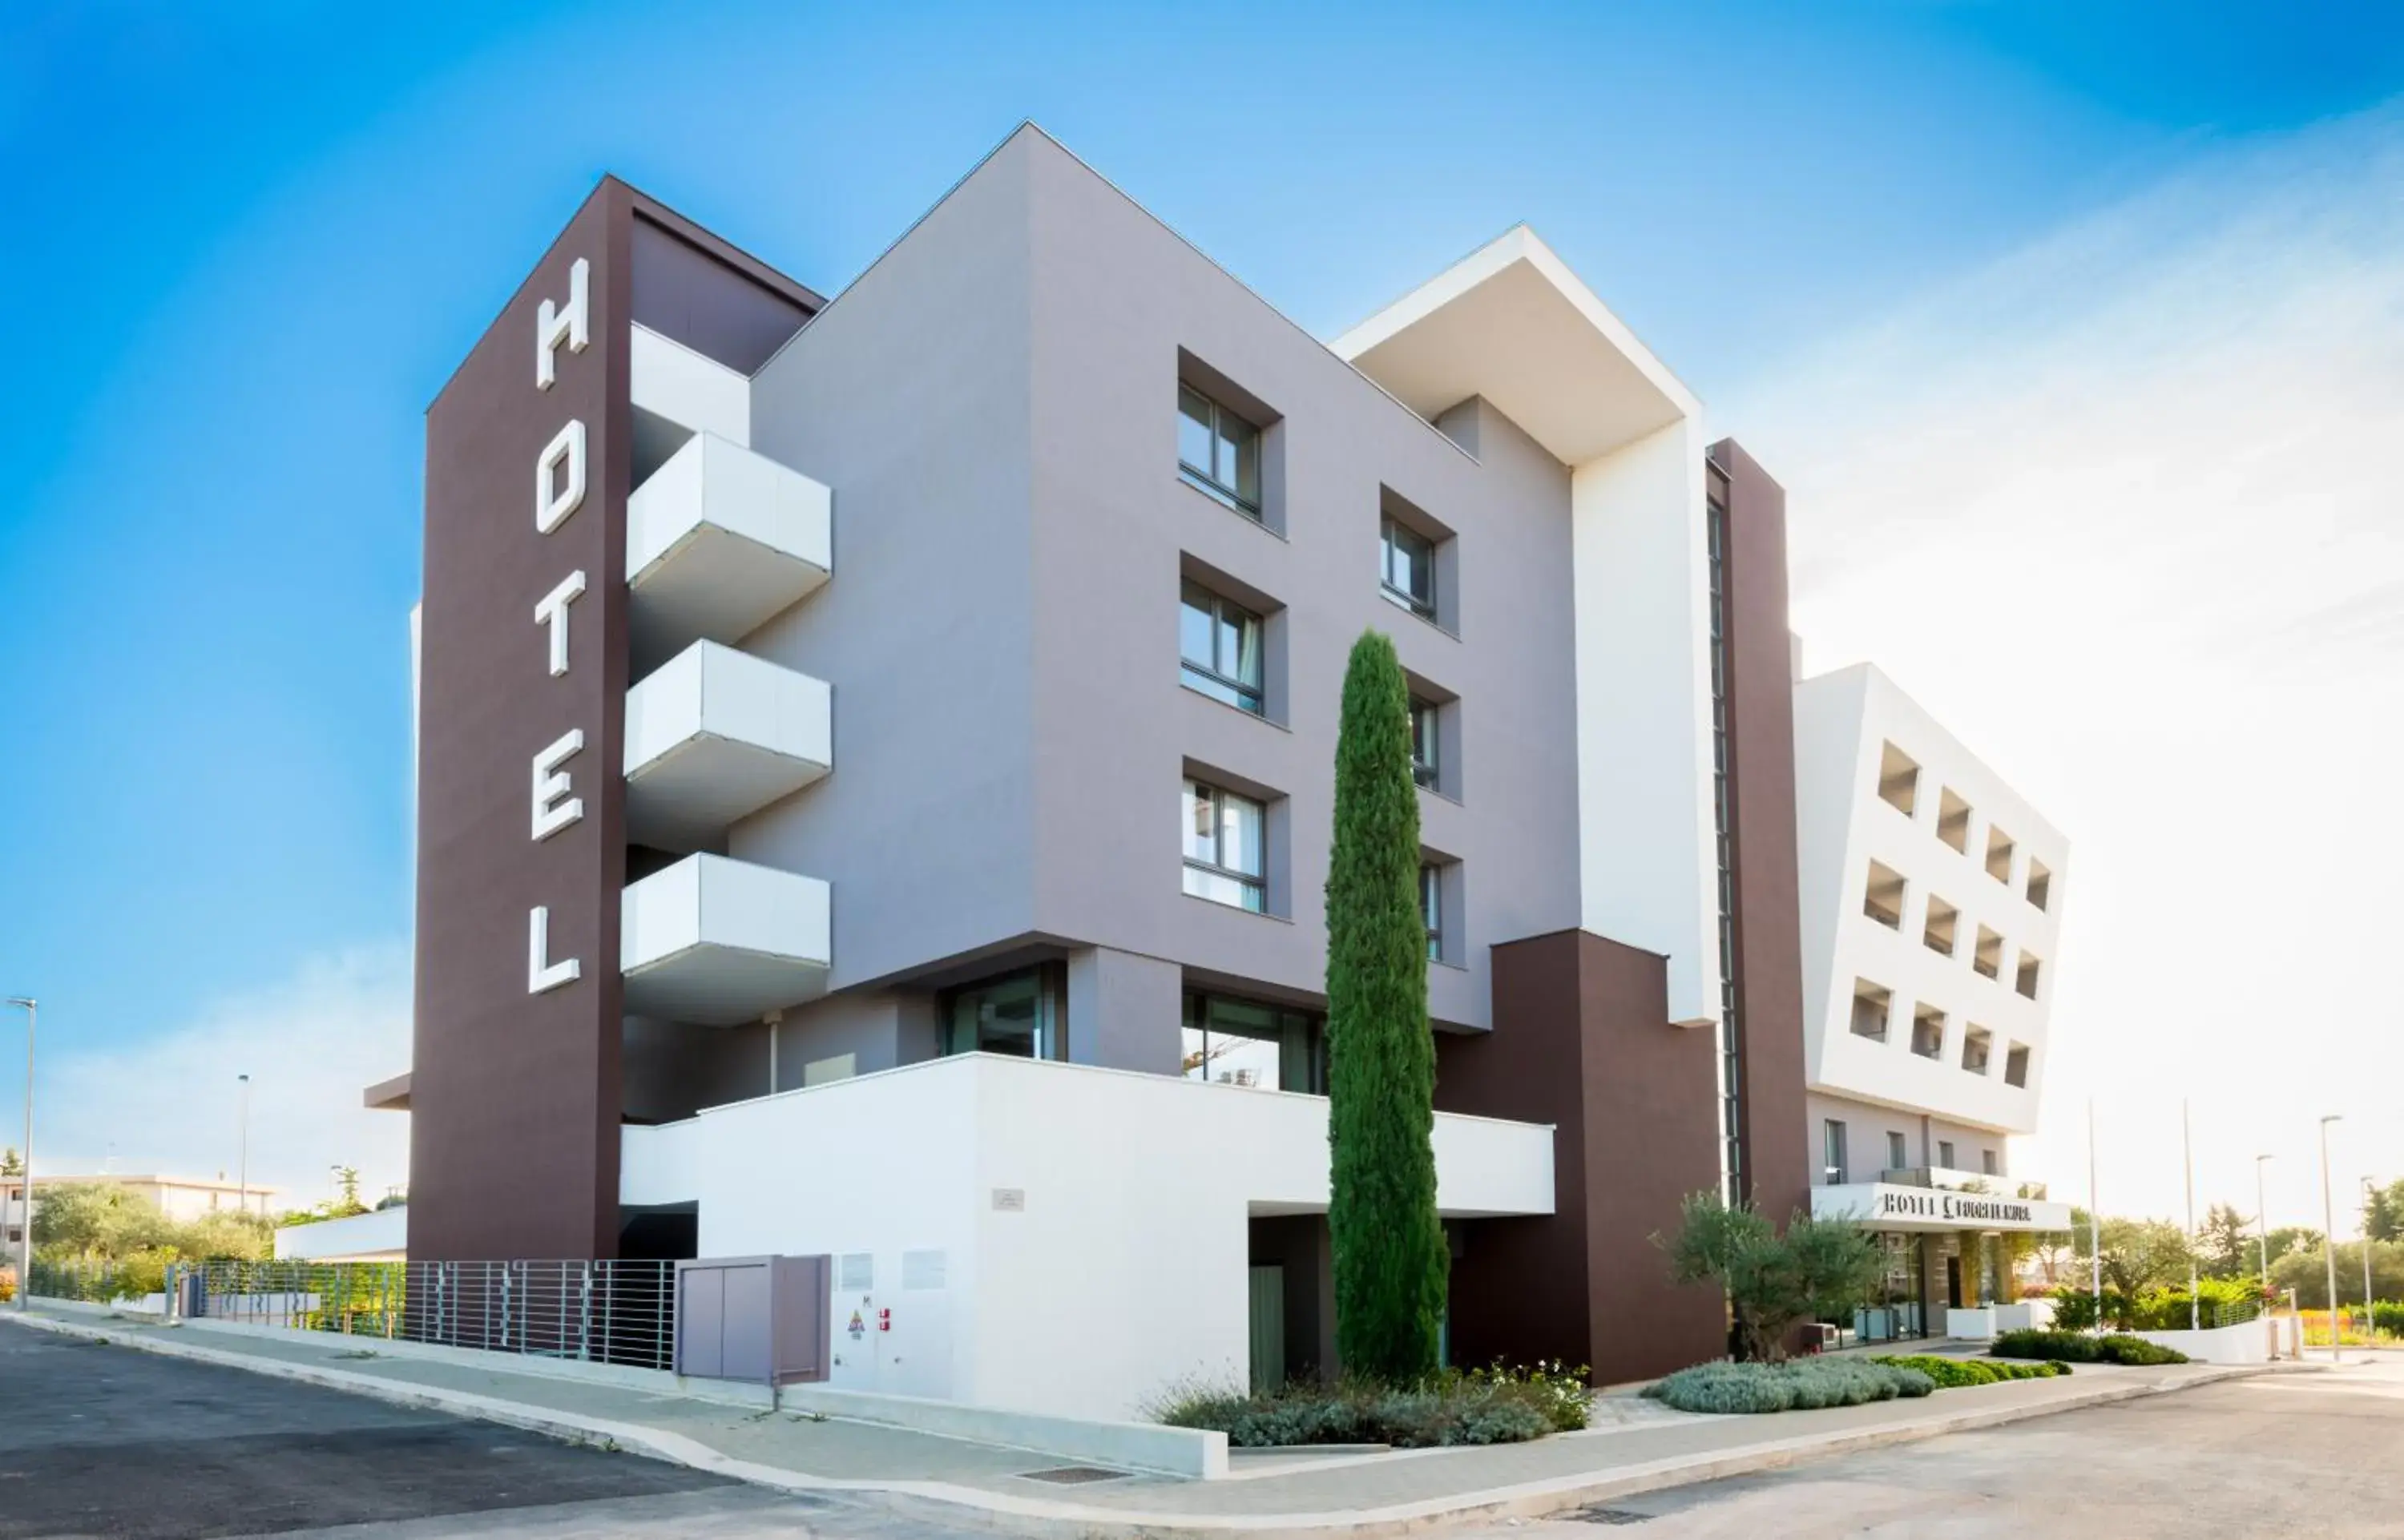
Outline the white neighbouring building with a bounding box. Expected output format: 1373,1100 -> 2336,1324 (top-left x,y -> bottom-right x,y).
1795,660 -> 2071,1340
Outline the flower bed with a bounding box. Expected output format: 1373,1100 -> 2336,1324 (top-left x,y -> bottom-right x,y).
1871,1353 -> 2070,1387
1154,1362 -> 1591,1448
1642,1358 -> 1934,1414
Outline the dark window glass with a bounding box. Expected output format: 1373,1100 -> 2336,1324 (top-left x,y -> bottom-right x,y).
1179,579 -> 1265,714
1420,861 -> 1444,961
1183,778 -> 1266,912
1380,515 -> 1436,618
1180,990 -> 1323,1091
1410,697 -> 1441,790
940,967 -> 1060,1059
1178,385 -> 1261,516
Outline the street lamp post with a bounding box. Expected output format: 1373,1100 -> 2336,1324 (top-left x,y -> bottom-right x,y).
236,1074 -> 251,1218
2364,1176 -> 2378,1344
2320,1115 -> 2344,1363
5,998 -> 33,1312
2256,1154 -> 2274,1289
2183,1100 -> 2198,1333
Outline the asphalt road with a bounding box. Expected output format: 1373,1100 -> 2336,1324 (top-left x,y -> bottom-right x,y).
0,1323 -> 910,1538
1477,1356 -> 2404,1539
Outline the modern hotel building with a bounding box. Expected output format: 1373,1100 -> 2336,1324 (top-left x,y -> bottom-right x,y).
381,124 -> 2046,1417
1797,663 -> 2073,1338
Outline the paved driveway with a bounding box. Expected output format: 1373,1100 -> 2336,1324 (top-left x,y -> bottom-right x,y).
0,1324 -> 913,1538
1474,1356 -> 2404,1539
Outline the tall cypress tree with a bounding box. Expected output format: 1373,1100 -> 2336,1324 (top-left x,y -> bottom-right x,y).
1325,629 -> 1446,1383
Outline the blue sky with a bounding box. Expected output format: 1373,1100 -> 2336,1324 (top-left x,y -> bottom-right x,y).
2,2 -> 2398,1210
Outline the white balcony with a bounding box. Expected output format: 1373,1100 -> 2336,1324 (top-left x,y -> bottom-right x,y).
625,642 -> 832,849
622,853 -> 832,1026
627,433 -> 832,670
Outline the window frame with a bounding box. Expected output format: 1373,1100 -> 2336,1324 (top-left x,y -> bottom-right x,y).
1886,1131 -> 1909,1172
1822,1119 -> 1849,1186
1379,514 -> 1438,619
1180,989 -> 1323,1093
1177,384 -> 1262,518
1179,579 -> 1266,715
1419,861 -> 1444,961
1183,778 -> 1268,913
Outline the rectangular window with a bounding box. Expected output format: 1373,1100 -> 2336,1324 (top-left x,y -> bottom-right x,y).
1962,1024 -> 1993,1075
1420,862 -> 1443,961
1380,514 -> 1437,619
1982,1149 -> 1999,1176
1177,385 -> 1260,516
1179,579 -> 1265,714
1878,742 -> 1921,816
1887,1131 -> 1909,1172
939,966 -> 1063,1060
1938,788 -> 1972,854
1181,990 -> 1321,1091
2015,951 -> 2042,1001
2027,857 -> 2053,913
1850,980 -> 1893,1042
1986,825 -> 2016,885
1922,895 -> 1958,957
1863,861 -> 1907,929
1973,925 -> 2004,980
2005,1042 -> 2031,1088
1410,696 -> 1441,790
1822,1120 -> 1849,1186
1183,779 -> 1266,912
1938,1139 -> 1956,1170
1911,1004 -> 1946,1060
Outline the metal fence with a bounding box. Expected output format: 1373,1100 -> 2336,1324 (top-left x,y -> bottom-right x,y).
184,1260 -> 677,1371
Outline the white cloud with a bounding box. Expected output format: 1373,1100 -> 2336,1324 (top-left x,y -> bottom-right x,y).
1726,103 -> 2404,1235
26,944 -> 411,1211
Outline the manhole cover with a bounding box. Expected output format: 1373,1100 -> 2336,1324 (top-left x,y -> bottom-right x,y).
1563,1504 -> 1652,1525
1017,1465 -> 1131,1486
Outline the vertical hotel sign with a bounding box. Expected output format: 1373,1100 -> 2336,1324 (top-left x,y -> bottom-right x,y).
526,258 -> 592,994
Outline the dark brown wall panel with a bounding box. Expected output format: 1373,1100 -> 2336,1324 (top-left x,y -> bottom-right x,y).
1712,439 -> 1813,1229
1438,930 -> 1724,1385
413,183 -> 634,1261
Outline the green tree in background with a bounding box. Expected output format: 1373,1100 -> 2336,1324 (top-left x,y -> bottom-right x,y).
1325,629 -> 1446,1383
2363,1179 -> 2404,1245
1,1147 -> 20,1178
2195,1203 -> 2256,1279
2273,1240 -> 2404,1308
2071,1213 -> 2195,1299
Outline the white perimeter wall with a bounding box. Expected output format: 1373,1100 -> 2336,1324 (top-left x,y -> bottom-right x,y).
619,1054 -> 1554,1421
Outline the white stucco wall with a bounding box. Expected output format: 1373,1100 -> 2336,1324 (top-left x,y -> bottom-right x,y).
1793,663 -> 2069,1138
619,1053 -> 1554,1420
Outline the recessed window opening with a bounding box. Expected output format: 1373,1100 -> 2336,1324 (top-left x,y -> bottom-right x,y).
1938,789 -> 1972,855
1922,895 -> 1959,957
1886,1131 -> 1909,1172
1938,1139 -> 1957,1170
1177,384 -> 1261,517
1878,742 -> 1921,817
2004,1042 -> 2031,1088
1850,980 -> 1893,1042
1183,779 -> 1266,913
1911,1004 -> 1947,1061
1419,862 -> 1445,961
1973,925 -> 2004,980
1380,514 -> 1437,619
1982,1149 -> 1999,1176
1986,826 -> 2016,885
1822,1119 -> 1849,1185
2015,951 -> 2042,1001
1962,1024 -> 1993,1075
1863,861 -> 1907,930
2027,857 -> 2052,913
1179,579 -> 1265,714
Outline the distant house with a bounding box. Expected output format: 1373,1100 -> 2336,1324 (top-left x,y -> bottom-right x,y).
1,1172 -> 283,1244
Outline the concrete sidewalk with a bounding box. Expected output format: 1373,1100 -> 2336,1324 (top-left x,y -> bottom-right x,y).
4,1307 -> 2293,1538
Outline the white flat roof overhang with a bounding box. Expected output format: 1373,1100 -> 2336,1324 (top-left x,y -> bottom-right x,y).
1330,225 -> 1698,466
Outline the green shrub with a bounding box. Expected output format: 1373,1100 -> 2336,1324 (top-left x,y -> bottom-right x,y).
1644,1358 -> 1932,1414
1152,1369 -> 1571,1448
1455,1359 -> 1593,1432
1872,1354 -> 2067,1387
1991,1329 -> 2187,1365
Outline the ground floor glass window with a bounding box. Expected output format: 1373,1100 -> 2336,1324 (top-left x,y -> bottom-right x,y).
1181,990 -> 1321,1092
